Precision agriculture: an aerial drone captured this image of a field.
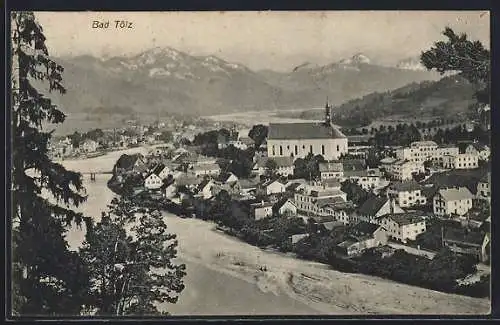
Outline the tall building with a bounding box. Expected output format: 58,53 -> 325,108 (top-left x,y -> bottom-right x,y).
267,99 -> 348,161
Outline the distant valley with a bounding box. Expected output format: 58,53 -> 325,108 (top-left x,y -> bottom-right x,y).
45,47 -> 444,134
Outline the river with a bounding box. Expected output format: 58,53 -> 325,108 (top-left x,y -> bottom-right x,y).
62,158 -> 319,315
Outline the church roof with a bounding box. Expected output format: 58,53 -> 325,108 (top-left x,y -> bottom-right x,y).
268,123 -> 346,140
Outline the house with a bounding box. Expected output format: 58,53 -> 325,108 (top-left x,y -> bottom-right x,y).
144,172 -> 163,190
380,157 -> 398,171
253,157 -> 294,177
433,187 -> 474,217
319,161 -> 344,180
114,154 -> 148,175
217,172 -> 239,184
347,135 -> 372,157
82,139 -> 99,153
383,159 -> 425,181
395,141 -> 460,165
354,196 -> 404,224
341,158 -> 367,171
260,178 -> 287,195
228,137 -> 254,150
251,201 -> 274,220
294,185 -> 348,218
196,179 -> 218,200
191,163 -> 221,177
342,168 -> 384,191
476,172 -> 491,202
327,200 -> 356,225
442,153 -> 478,170
386,180 -> 426,208
274,198 -> 298,216
465,143 -> 490,161
377,212 -> 426,243
336,222 -> 388,256
175,174 -> 203,191
164,183 -> 177,199
443,228 -> 490,262
239,178 -> 260,195
267,103 -> 348,161
158,163 -> 180,179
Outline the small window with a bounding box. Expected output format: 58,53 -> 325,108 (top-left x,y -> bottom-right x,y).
322,145 -> 325,155
279,146 -> 283,155
310,145 -> 313,153
336,145 -> 340,151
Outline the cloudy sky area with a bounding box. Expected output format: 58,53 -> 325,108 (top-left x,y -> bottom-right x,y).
35,11 -> 490,72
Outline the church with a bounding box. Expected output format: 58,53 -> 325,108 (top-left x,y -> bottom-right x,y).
267,100 -> 348,161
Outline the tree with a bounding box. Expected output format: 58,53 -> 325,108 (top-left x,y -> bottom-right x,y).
69,131 -> 83,148
264,158 -> 278,177
421,27 -> 490,108
293,153 -> 325,180
86,128 -> 104,142
80,198 -> 186,315
248,124 -> 268,147
340,180 -> 370,206
11,12 -> 90,315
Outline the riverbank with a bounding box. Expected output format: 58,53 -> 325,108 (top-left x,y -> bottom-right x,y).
162,214 -> 490,315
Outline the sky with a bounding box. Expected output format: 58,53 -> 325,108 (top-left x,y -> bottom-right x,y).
34,11 -> 490,72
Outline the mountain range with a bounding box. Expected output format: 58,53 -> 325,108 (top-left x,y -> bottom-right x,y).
46,47 -> 443,124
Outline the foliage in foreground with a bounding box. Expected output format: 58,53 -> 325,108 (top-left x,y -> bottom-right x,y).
80,197 -> 186,316
11,11 -> 91,315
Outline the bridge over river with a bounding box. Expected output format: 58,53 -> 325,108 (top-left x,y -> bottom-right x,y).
58,146 -> 150,177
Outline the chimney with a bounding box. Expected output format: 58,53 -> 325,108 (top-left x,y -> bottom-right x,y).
389,197 -> 395,214
261,200 -> 265,206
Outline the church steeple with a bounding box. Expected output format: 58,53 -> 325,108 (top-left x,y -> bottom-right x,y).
325,96 -> 331,125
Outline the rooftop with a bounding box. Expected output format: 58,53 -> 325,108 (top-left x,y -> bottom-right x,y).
388,180 -> 422,192
444,228 -> 487,246
350,221 -> 381,236
315,196 -> 346,208
256,156 -> 294,168
151,163 -> 166,176
341,159 -> 366,171
438,187 -> 474,201
273,198 -> 296,210
322,179 -> 342,188
380,157 -> 398,164
191,163 -> 220,172
268,122 -> 346,140
319,161 -> 343,173
410,141 -> 438,148
251,201 -> 275,209
310,188 -> 345,198
384,212 -> 425,226
358,196 -> 388,216
479,172 -> 491,184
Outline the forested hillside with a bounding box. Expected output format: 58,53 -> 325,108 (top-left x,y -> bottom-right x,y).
294,75 -> 479,127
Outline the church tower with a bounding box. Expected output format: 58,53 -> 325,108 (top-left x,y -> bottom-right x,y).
324,96 -> 331,125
